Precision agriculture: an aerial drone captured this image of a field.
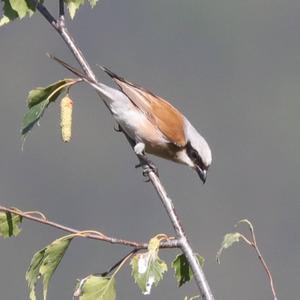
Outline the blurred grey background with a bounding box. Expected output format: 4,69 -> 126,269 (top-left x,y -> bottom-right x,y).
0,0 -> 300,299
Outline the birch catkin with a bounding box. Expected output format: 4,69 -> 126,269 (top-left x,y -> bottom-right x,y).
60,95 -> 73,142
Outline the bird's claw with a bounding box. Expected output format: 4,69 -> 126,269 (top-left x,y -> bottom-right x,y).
114,123 -> 122,132
142,164 -> 159,181
135,163 -> 142,169
135,155 -> 159,180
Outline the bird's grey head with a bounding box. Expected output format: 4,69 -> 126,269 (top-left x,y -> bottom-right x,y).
177,119 -> 212,183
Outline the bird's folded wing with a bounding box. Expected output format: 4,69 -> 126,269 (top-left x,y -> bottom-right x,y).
111,75 -> 187,148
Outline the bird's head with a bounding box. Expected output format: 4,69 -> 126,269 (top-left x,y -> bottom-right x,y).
176,119 -> 212,183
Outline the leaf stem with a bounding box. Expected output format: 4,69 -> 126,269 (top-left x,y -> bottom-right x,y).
46,79 -> 80,103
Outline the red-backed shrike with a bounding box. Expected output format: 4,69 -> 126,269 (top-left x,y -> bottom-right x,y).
50,55 -> 212,183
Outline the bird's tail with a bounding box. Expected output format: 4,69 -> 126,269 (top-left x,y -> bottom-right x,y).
48,54 -> 112,100
48,54 -> 129,110
47,54 -> 96,83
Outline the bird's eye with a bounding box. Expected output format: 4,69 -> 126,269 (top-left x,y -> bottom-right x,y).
186,142 -> 199,162
190,149 -> 198,161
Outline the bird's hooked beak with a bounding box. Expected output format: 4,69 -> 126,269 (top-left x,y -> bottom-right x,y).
195,166 -> 207,184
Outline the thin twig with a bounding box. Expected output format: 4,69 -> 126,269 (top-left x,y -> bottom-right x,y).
238,222 -> 278,300
22,2 -> 215,299
246,226 -> 278,300
110,250 -> 136,278
251,244 -> 277,300
59,0 -> 65,24
101,249 -> 139,277
0,205 -> 178,249
32,0 -> 57,26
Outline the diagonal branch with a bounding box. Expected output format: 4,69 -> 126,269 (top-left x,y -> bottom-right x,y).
148,172 -> 214,299
24,2 -> 215,299
0,205 -> 179,249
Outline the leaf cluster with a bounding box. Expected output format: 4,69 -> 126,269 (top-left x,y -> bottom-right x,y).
0,216 -> 205,300
0,0 -> 98,26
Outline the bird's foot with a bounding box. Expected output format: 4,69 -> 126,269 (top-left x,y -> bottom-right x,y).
142,163 -> 159,180
134,142 -> 159,179
113,123 -> 122,132
135,156 -> 159,178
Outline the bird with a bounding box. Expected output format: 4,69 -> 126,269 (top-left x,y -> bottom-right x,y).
49,55 -> 212,183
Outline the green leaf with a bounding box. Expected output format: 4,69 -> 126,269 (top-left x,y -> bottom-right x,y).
216,232 -> 242,264
10,0 -> 31,18
0,0 -> 18,26
184,295 -> 200,300
0,0 -> 37,26
130,251 -> 167,295
172,253 -> 205,287
64,0 -> 99,19
21,99 -> 50,136
27,79 -> 72,108
26,236 -> 73,300
130,234 -> 168,294
88,0 -> 98,7
21,79 -> 72,137
74,275 -> 116,300
0,14 -> 11,26
27,248 -> 46,300
65,0 -> 84,19
0,211 -> 22,238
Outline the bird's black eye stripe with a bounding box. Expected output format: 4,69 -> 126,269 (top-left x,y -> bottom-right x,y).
190,149 -> 198,160
186,141 -> 205,170
186,141 -> 198,161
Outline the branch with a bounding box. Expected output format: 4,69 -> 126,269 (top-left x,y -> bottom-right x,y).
25,2 -> 215,299
222,220 -> 278,300
148,172 -> 214,299
241,223 -> 278,300
0,205 -> 178,250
